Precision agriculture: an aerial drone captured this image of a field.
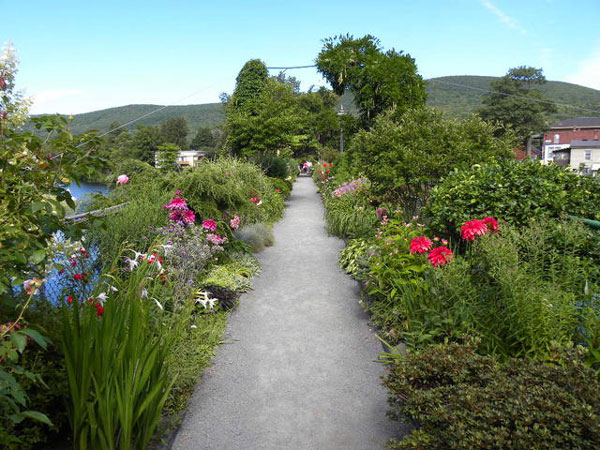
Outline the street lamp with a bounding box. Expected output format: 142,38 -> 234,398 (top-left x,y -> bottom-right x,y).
337,104 -> 346,153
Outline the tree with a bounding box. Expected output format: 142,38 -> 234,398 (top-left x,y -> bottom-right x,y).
316,34 -> 426,127
230,59 -> 269,111
349,107 -> 514,212
190,126 -> 215,149
132,125 -> 163,163
155,142 -> 180,171
0,42 -> 31,133
160,117 -> 188,148
478,66 -> 556,139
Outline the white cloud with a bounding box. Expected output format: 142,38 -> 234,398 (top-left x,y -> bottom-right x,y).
566,47 -> 600,90
478,0 -> 527,35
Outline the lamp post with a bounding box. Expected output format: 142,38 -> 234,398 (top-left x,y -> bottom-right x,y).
337,104 -> 345,153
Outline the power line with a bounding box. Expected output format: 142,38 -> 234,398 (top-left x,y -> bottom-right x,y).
428,79 -> 600,115
266,65 -> 316,70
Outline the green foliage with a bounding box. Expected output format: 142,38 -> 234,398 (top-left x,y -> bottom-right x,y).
0,115 -> 108,292
155,142 -> 180,171
61,256 -> 183,450
384,339 -> 600,450
234,223 -> 274,253
348,107 -> 514,211
323,192 -> 379,239
160,117 -> 188,149
131,125 -> 163,164
172,157 -> 285,225
426,75 -> 600,121
427,159 -> 600,235
268,177 -> 292,198
339,238 -> 371,280
257,154 -> 291,179
479,66 -> 556,139
316,34 -> 426,126
190,126 -> 215,149
230,59 -> 269,111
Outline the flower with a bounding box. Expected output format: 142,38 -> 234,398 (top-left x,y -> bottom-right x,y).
116,174 -> 129,185
66,295 -> 74,304
164,197 -> 188,211
250,197 -> 260,204
24,278 -> 43,295
428,246 -> 453,267
483,216 -> 499,232
323,163 -> 328,168
376,207 -> 389,220
94,303 -> 104,317
229,215 -> 240,230
183,210 -> 196,224
206,233 -> 224,245
73,273 -> 86,281
202,219 -> 217,231
96,292 -> 108,303
460,219 -> 489,241
409,236 -> 433,254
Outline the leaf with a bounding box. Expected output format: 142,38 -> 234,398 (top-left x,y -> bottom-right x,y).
20,328 -> 49,349
31,201 -> 45,213
9,333 -> 27,353
29,249 -> 46,264
19,410 -> 53,426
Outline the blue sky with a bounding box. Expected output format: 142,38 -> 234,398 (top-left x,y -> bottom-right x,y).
2,0 -> 599,114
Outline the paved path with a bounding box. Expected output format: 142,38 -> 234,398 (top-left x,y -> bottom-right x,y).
172,177 -> 405,450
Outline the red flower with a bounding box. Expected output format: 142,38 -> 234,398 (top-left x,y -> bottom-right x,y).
483,216 -> 499,232
275,189 -> 281,193
67,295 -> 74,304
410,236 -> 433,254
250,197 -> 260,204
80,249 -> 87,255
325,169 -> 330,175
428,246 -> 453,267
330,163 -> 334,167
202,219 -> 217,231
460,219 -> 488,241
323,163 -> 328,168
74,273 -> 86,281
94,303 -> 104,317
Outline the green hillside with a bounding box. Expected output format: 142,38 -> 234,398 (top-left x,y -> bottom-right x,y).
27,103 -> 225,135
426,76 -> 600,121
25,76 -> 600,136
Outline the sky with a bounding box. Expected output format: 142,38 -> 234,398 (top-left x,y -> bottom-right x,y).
2,0 -> 599,115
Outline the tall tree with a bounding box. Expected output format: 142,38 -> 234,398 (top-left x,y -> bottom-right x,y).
316,34 -> 426,126
160,117 -> 188,148
190,126 -> 215,149
230,59 -> 269,111
132,125 -> 163,163
478,66 -> 556,139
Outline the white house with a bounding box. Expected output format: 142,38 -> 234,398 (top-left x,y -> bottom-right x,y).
154,150 -> 207,168
569,140 -> 600,175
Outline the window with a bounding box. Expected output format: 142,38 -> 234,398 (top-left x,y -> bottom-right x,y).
585,150 -> 592,161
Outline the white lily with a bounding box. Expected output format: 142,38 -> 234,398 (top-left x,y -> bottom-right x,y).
97,292 -> 108,303
130,250 -> 146,261
127,258 -> 139,271
160,244 -> 173,255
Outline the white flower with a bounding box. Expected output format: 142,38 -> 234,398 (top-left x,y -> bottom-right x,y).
108,284 -> 118,292
160,244 -> 173,255
141,288 -> 148,298
127,258 -> 139,271
190,325 -> 198,329
130,250 -> 146,261
97,292 -> 108,303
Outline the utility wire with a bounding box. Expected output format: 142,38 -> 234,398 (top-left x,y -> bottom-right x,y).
266,65 -> 316,70
428,79 -> 600,115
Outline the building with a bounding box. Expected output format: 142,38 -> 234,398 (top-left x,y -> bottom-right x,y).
154,150 -> 207,168
543,117 -> 600,163
569,140 -> 600,175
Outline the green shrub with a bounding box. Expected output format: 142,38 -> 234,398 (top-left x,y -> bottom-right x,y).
348,107 -> 513,212
323,186 -> 379,239
172,157 -> 284,225
256,154 -> 291,179
268,177 -> 293,198
384,339 -> 600,450
234,223 -> 275,253
428,159 -> 600,235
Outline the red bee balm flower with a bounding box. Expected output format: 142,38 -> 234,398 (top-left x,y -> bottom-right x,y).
409,236 -> 433,254
428,246 -> 453,267
73,273 -> 86,281
460,219 -> 488,241
323,163 -> 328,168
67,296 -> 74,304
483,216 -> 499,232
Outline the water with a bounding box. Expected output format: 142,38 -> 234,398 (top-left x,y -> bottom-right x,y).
66,182 -> 110,212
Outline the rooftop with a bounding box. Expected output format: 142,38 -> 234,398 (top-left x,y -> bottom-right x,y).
550,117 -> 600,128
570,139 -> 600,148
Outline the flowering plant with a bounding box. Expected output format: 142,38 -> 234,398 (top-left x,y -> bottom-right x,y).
163,190 -> 196,225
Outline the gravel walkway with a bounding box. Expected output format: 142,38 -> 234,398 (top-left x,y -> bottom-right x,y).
172,176 -> 405,450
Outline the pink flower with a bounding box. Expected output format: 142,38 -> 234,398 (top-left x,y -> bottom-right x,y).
183,210 -> 196,224
409,236 -> 433,254
460,219 -> 488,241
250,197 -> 260,204
202,219 -> 217,231
428,246 -> 453,267
483,217 -> 499,232
206,233 -> 224,245
24,278 -> 43,295
229,215 -> 240,230
163,197 -> 188,211
116,174 -> 129,185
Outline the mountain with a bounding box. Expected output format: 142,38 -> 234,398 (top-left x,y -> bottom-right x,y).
425,76 -> 600,121
26,76 -> 600,135
27,103 -> 225,136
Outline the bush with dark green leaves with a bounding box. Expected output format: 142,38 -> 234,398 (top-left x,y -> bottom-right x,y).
428,159 -> 600,235
384,339 -> 600,450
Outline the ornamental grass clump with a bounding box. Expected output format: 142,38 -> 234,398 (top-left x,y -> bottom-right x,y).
234,223 -> 274,253
61,248 -> 186,450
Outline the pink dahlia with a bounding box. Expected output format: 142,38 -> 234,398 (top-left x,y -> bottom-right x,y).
229,215 -> 240,230
428,246 -> 453,267
116,174 -> 129,185
409,236 -> 433,254
183,210 -> 196,224
460,219 -> 488,241
483,216 -> 499,232
202,219 -> 217,231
